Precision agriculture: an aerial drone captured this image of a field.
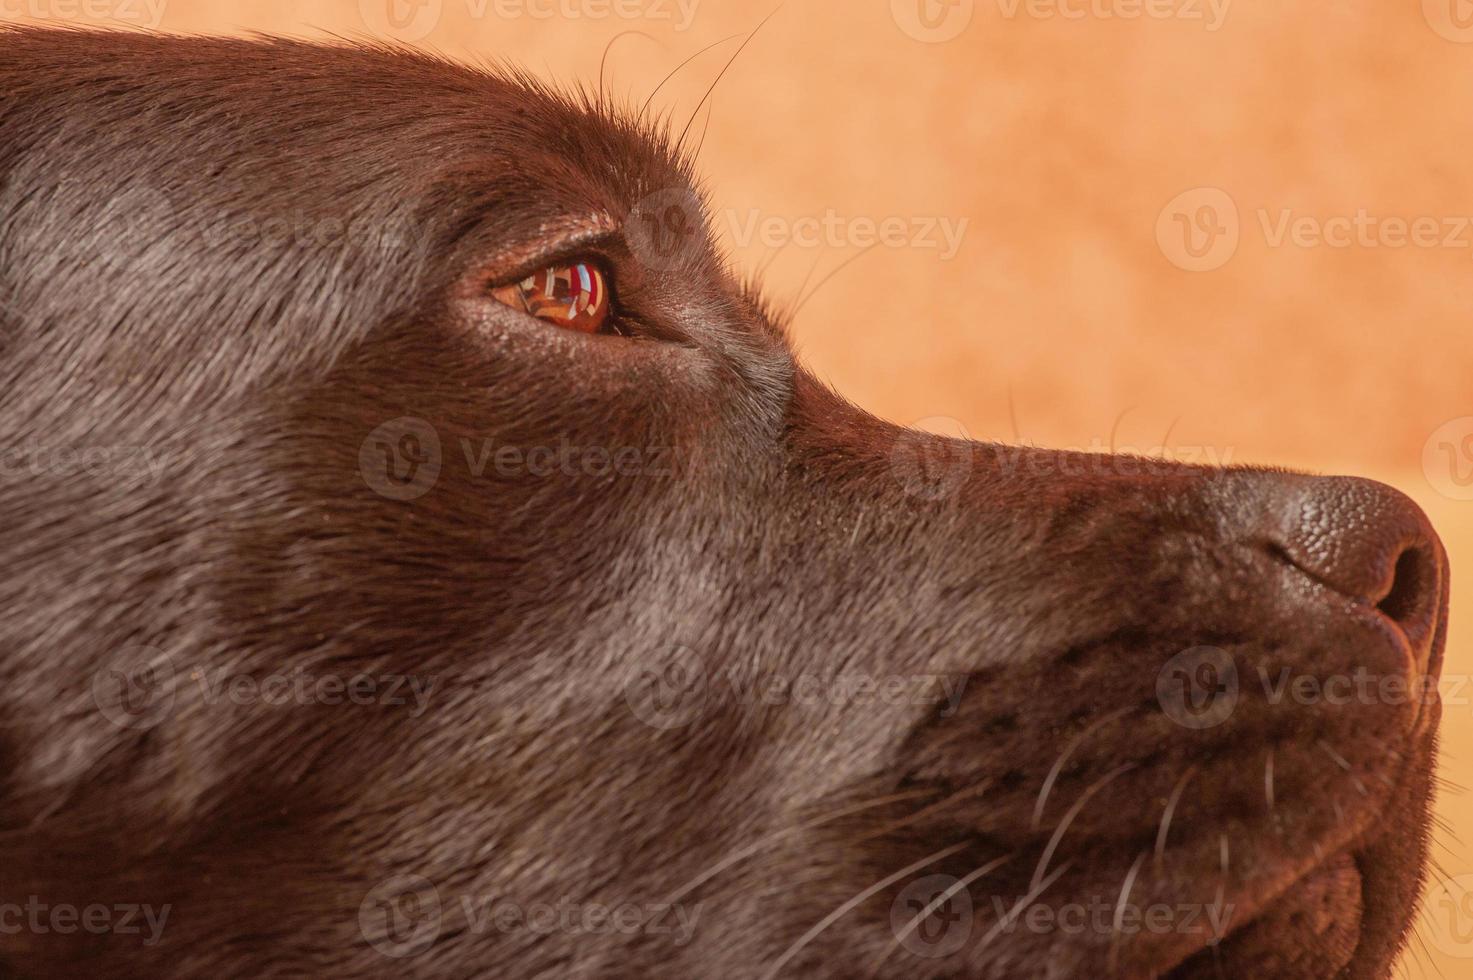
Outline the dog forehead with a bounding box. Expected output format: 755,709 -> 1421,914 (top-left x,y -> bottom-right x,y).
0,29 -> 710,405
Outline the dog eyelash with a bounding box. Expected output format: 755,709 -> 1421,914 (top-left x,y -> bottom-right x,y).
488,259 -> 615,335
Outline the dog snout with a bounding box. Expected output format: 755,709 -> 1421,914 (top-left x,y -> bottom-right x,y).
1259,474 -> 1446,671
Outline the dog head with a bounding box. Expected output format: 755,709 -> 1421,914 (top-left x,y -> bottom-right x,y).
0,29 -> 1448,979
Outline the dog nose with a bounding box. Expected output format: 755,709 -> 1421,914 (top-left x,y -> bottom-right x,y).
1265,475 -> 1445,661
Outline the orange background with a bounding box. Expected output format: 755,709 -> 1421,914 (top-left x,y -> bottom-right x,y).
4,0 -> 1472,971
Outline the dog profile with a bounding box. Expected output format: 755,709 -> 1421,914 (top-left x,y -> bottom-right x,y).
0,28 -> 1449,979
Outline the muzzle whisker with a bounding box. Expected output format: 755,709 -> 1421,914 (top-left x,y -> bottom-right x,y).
1104,849 -> 1149,974
1031,706 -> 1134,831
758,840 -> 971,980
1154,764 -> 1200,874
868,852 -> 1014,976
659,787 -> 937,907
1031,763 -> 1136,892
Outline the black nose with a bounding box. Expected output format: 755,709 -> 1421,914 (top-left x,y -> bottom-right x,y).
1266,476 -> 1445,668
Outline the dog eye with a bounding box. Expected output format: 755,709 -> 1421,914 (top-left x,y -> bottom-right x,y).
489,260 -> 610,334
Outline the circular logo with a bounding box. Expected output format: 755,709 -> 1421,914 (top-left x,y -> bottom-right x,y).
1423,872 -> 1473,957
890,873 -> 973,958
1156,187 -> 1240,272
359,874 -> 442,958
891,0 -> 975,43
1422,417 -> 1473,501
1156,646 -> 1238,729
890,416 -> 975,502
91,645 -> 176,730
1423,0 -> 1473,42
359,417 -> 441,501
357,0 -> 444,41
623,645 -> 707,730
626,188 -> 707,273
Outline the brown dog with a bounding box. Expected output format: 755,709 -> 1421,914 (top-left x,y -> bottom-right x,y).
0,27 -> 1449,979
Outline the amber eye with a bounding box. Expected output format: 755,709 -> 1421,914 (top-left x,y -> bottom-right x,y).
490,260 -> 611,334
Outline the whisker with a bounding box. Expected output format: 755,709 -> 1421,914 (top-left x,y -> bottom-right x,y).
660,788 -> 936,906
870,853 -> 1013,975
1031,706 -> 1133,830
790,243 -> 882,320
638,34 -> 741,124
856,778 -> 990,843
598,30 -> 660,106
1105,849 -> 1149,973
1031,763 -> 1136,891
759,840 -> 971,980
974,861 -> 1073,951
1214,833 -> 1229,916
1154,764 -> 1199,872
676,6 -> 782,151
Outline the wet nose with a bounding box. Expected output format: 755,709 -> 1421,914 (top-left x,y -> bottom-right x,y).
1265,476 -> 1446,664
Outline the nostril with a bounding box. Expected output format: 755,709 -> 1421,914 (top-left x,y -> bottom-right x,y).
1376,544 -> 1435,637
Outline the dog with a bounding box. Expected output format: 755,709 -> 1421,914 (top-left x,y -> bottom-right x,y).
0,27 -> 1449,979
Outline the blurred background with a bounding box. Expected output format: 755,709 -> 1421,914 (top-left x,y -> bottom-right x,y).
5,0 -> 1472,972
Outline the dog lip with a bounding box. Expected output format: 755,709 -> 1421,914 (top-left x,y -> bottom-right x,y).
1158,848 -> 1364,979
